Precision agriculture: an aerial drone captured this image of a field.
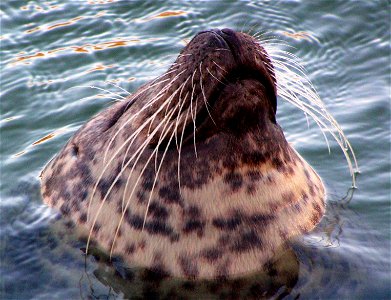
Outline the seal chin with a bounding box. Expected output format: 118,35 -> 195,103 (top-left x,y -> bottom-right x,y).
40,28 -> 326,279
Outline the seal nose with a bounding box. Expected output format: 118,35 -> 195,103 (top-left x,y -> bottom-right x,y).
195,28 -> 230,49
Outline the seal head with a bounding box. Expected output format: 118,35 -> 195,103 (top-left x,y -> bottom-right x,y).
41,28 -> 325,279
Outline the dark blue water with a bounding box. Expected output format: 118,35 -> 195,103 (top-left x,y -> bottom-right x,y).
1,1 -> 390,299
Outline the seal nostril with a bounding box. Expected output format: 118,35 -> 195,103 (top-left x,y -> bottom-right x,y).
221,28 -> 234,36
210,28 -> 223,36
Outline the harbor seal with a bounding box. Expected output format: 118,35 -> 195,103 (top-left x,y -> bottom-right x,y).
41,28 -> 329,279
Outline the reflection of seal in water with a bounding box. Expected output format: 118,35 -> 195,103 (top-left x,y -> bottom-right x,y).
41,28 -> 327,279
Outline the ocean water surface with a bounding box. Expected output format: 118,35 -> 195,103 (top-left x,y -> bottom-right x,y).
1,1 -> 390,299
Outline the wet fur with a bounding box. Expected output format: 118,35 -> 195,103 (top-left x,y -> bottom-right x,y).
41,29 -> 327,279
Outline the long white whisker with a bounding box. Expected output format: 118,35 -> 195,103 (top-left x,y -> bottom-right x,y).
71,85 -> 125,100
199,62 -> 216,125
105,81 -> 132,96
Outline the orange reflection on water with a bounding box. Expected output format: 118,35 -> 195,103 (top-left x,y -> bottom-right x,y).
25,27 -> 42,34
11,37 -> 160,66
13,128 -> 66,158
86,63 -> 114,73
25,16 -> 85,34
20,3 -> 64,12
15,52 -> 45,63
150,10 -> 187,19
32,133 -> 56,146
13,151 -> 26,158
138,10 -> 188,22
281,31 -> 318,42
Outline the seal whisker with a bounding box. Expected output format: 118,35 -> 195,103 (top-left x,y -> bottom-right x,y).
153,80 -> 189,171
142,115 -> 178,230
123,81 -> 191,211
279,87 -> 357,185
207,67 -> 226,85
214,48 -> 231,52
70,85 -> 125,101
102,69 -> 186,163
263,40 -> 358,184
119,105 -> 177,212
212,60 -> 228,74
87,71 -> 187,221
174,77 -> 191,151
189,68 -> 198,158
87,104 -> 179,255
108,122 -> 174,258
199,62 -> 217,125
119,82 -> 187,209
177,91 -> 190,194
278,87 -> 332,152
110,110 -> 180,257
104,81 -> 132,96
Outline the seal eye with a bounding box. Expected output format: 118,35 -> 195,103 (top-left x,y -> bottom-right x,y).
71,144 -> 79,158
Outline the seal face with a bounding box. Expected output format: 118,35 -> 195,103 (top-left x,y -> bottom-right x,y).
41,28 -> 325,279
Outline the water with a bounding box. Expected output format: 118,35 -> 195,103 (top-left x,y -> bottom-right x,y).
1,0 -> 390,299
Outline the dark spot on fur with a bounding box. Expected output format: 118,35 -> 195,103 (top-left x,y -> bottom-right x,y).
223,172 -> 243,191
126,213 -> 143,230
186,205 -> 201,218
246,170 -> 263,181
218,234 -> 231,246
142,177 -> 154,191
242,151 -> 267,166
222,155 -> 238,169
64,220 -> 75,229
294,202 -> 302,212
183,218 -> 205,237
60,202 -> 71,215
283,191 -> 295,205
249,213 -> 274,225
79,212 -> 87,223
92,223 -> 101,233
139,240 -> 146,250
159,186 -> 181,204
201,248 -> 222,262
72,183 -> 88,202
272,157 -> 285,172
149,201 -> 169,220
97,179 -> 111,200
213,215 -> 242,230
302,192 -> 309,203
230,229 -> 263,252
304,168 -> 311,180
136,190 -> 146,203
287,165 -> 295,175
311,202 -> 323,224
146,220 -> 174,237
309,184 -> 316,197
178,255 -> 199,278
170,233 -> 180,242
125,243 -> 135,254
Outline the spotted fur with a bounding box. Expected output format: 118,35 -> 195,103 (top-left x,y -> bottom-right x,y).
41,29 -> 326,279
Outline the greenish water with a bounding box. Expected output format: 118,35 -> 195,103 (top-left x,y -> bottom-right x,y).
1,0 -> 390,299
